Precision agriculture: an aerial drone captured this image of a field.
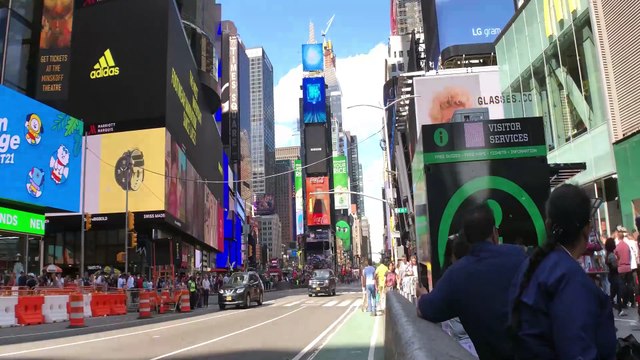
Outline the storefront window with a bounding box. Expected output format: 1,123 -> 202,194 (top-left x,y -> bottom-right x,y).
3,13 -> 33,93
543,42 -> 568,147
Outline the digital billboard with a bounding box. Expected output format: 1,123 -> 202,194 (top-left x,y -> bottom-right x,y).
294,160 -> 304,235
303,77 -> 327,124
306,176 -> 330,226
0,85 -> 83,212
85,128 -> 165,214
413,71 -> 506,133
435,0 -> 515,51
254,194 -> 275,216
36,0 -> 75,100
68,0 -> 169,125
304,125 -> 329,175
336,219 -> 351,251
302,44 -> 324,72
332,155 -> 349,210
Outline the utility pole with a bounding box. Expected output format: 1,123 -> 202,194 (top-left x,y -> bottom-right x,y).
124,151 -> 131,275
80,131 -> 88,277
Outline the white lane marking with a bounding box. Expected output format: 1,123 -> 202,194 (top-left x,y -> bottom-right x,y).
350,299 -> 362,307
368,315 -> 381,360
323,300 -> 338,307
284,300 -> 303,307
0,309 -> 249,357
263,300 -> 275,305
615,318 -> 638,323
337,300 -> 352,307
291,306 -> 355,360
149,306 -> 306,360
307,306 -> 358,360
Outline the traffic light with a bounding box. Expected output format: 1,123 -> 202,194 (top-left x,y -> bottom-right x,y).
127,211 -> 135,231
129,232 -> 138,249
84,213 -> 92,231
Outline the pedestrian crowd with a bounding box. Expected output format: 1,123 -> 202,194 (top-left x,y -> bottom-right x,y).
413,184 -> 640,359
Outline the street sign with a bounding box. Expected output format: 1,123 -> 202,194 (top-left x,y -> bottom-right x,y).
394,208 -> 408,214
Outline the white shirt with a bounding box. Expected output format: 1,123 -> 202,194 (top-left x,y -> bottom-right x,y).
223,276 -> 229,284
127,276 -> 135,289
203,279 -> 211,290
117,277 -> 125,289
624,237 -> 639,270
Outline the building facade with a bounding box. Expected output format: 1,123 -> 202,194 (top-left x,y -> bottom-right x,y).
274,159 -> 294,250
344,133 -> 365,216
246,47 -> 275,197
257,214 -> 282,260
275,146 -> 300,165
496,0 -> 621,236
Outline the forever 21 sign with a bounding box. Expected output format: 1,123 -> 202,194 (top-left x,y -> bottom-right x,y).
229,35 -> 239,162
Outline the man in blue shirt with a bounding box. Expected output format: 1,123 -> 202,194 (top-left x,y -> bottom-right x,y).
416,203 -> 527,359
361,260 -> 377,316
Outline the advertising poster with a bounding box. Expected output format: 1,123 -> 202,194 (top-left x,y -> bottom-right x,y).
204,187 -> 217,249
253,194 -> 275,216
302,44 -> 324,72
294,160 -> 303,235
436,0 -> 515,51
306,176 -> 331,226
37,0 -> 74,99
85,127 -> 165,214
303,77 -> 327,124
418,118 -> 548,283
413,72 -> 506,131
332,155 -> 349,210
0,85 -> 83,212
335,219 -> 351,251
304,125 -> 329,175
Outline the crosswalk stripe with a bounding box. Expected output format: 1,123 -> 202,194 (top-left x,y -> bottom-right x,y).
337,300 -> 352,307
323,300 -> 339,307
284,300 -> 303,307
350,299 -> 361,307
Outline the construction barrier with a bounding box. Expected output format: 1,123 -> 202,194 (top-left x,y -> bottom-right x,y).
15,295 -> 44,325
110,293 -> 127,315
42,295 -> 69,323
90,293 -> 110,317
0,296 -> 18,328
159,290 -> 170,314
68,293 -> 85,328
138,291 -> 152,319
180,290 -> 191,313
82,293 -> 92,317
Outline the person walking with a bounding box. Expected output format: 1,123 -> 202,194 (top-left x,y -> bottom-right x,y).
361,260 -> 377,316
416,203 -> 527,360
605,238 -> 624,316
375,260 -> 389,313
615,231 -> 633,309
509,184 -> 616,359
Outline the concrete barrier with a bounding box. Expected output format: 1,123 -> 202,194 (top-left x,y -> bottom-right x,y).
385,292 -> 475,360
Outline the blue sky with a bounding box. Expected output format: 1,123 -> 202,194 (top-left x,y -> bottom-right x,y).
220,0 -> 389,80
220,0 -> 391,260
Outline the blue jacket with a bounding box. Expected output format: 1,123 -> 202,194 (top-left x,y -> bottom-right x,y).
508,249 -> 616,359
418,241 -> 527,359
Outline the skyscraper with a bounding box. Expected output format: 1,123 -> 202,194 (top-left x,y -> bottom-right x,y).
392,0 -> 424,35
246,47 -> 275,197
274,159 -> 294,249
345,132 -> 365,216
275,146 -> 300,165
257,214 -> 282,260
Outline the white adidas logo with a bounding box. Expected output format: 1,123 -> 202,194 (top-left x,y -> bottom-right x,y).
90,49 -> 120,79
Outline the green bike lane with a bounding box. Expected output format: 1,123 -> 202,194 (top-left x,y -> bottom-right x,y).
311,308 -> 385,360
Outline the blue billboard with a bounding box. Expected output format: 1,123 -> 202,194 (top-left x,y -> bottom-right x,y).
302,44 -> 324,72
303,77 -> 327,124
436,0 -> 515,51
0,85 -> 83,212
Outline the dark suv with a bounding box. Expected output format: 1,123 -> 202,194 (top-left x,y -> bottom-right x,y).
218,271 -> 264,310
308,269 -> 337,296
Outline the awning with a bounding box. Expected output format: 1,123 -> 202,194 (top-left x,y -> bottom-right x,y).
549,163 -> 586,188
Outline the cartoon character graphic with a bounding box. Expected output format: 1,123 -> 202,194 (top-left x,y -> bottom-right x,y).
26,168 -> 46,198
50,145 -> 70,184
25,114 -> 44,145
335,220 -> 351,252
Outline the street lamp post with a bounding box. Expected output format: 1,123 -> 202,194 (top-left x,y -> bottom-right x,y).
346,95 -> 419,263
124,151 -> 132,275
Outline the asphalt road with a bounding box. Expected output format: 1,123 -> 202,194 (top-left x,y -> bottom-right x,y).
0,286 -> 384,360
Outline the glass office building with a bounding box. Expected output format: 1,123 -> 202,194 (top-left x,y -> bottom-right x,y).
496,0 -> 621,235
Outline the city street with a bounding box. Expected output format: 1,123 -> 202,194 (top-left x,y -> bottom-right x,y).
0,286 -> 384,360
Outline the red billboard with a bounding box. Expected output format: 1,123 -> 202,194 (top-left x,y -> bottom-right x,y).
306,176 -> 331,226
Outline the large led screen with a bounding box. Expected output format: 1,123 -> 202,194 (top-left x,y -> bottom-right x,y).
332,155 -> 349,210
306,176 -> 330,226
304,125 -> 328,175
0,85 -> 83,212
436,0 -> 515,51
302,44 -> 324,72
303,77 -> 327,124
294,160 -> 304,235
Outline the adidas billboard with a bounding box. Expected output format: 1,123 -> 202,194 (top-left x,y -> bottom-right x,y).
89,49 -> 120,79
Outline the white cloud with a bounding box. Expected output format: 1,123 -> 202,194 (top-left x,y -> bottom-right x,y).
274,43 -> 389,258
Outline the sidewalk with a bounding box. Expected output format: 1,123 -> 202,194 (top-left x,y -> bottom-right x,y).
615,308 -> 640,339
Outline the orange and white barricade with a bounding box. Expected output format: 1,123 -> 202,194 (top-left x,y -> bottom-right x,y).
138,291 -> 152,319
68,293 -> 85,328
180,290 -> 191,312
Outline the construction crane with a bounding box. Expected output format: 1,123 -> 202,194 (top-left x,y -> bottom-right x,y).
321,15 -> 335,45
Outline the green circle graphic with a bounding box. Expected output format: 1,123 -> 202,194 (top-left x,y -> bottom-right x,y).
437,176 -> 546,267
434,128 -> 449,147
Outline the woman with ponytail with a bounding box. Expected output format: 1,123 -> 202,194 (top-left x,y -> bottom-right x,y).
509,184 -> 616,359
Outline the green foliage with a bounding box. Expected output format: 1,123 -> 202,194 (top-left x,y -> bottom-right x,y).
52,113 -> 84,157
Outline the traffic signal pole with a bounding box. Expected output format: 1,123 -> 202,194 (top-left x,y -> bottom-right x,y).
80,132 -> 88,277
124,151 -> 131,275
